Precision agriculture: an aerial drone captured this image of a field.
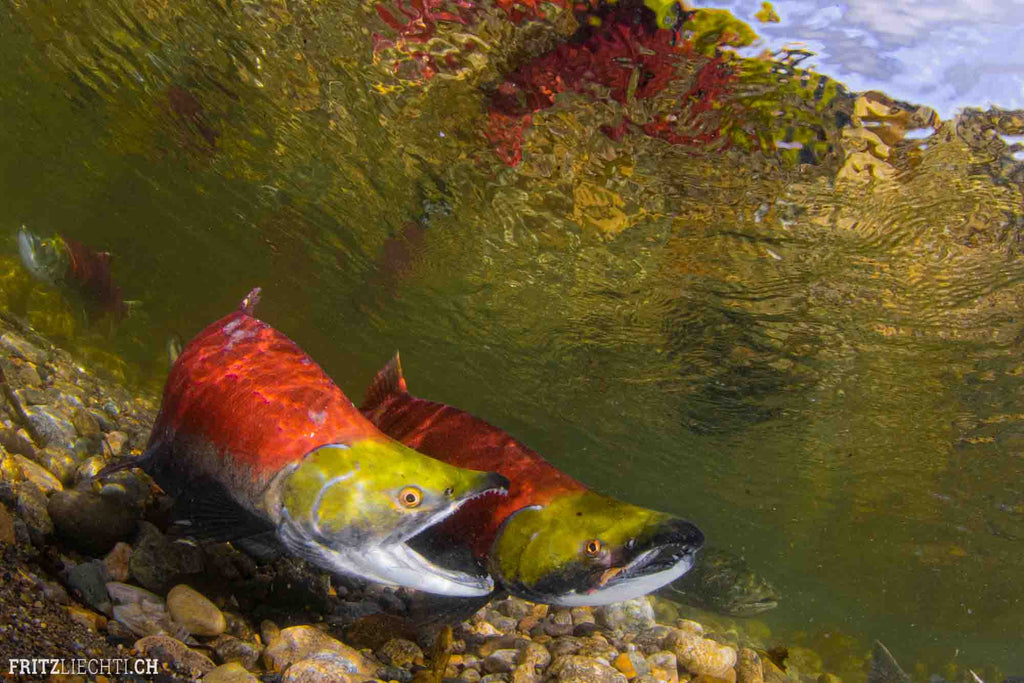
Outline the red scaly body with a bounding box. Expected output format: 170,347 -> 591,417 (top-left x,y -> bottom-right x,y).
148,296 -> 387,500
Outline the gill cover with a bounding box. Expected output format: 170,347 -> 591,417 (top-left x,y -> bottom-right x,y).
489,490 -> 704,606
276,441 -> 508,596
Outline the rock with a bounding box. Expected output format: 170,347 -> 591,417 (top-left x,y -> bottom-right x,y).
103,431 -> 128,456
614,651 -> 650,679
634,626 -> 674,654
262,625 -> 376,675
38,448 -> 77,484
496,597 -> 533,620
512,663 -> 542,683
134,634 -> 216,678
484,649 -> 520,674
24,405 -> 76,448
48,489 -> 138,556
166,584 -> 226,637
65,605 -> 107,632
597,598 -> 656,632
646,651 -> 679,683
737,648 -> 763,683
550,655 -> 629,683
15,482 -> 53,544
129,521 -> 204,593
0,503 -> 15,545
576,636 -> 619,663
283,653 -> 360,683
211,634 -> 261,670
666,629 -> 737,679
571,607 -> 595,625
98,469 -> 152,509
520,641 -> 551,671
261,619 -> 281,646
480,675 -> 511,683
0,332 -> 48,365
12,454 -> 62,493
676,620 -> 704,635
204,662 -> 260,683
66,559 -> 112,613
107,581 -> 183,639
378,637 -> 425,668
71,407 -> 100,439
73,456 -> 107,485
104,541 -> 132,581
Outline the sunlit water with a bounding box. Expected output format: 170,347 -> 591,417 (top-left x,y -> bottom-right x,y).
1,0 -> 1022,678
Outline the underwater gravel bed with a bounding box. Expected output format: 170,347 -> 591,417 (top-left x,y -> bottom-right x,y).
0,314 -> 853,683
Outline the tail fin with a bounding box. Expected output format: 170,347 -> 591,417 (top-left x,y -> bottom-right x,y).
361,352 -> 408,413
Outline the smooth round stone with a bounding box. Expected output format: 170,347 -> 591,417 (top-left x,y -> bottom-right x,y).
665,629 -> 737,679
484,649 -> 519,674
12,454 -> 61,493
166,584 -> 227,637
134,634 -> 216,678
204,662 -> 259,683
262,625 -> 376,675
48,489 -> 138,556
103,541 -> 132,582
15,481 -> 52,544
596,598 -> 656,632
378,637 -> 424,668
647,651 -> 679,683
66,559 -> 112,614
24,405 -> 75,449
737,648 -> 764,683
550,655 -> 629,683
282,654 -> 359,683
211,634 -> 261,670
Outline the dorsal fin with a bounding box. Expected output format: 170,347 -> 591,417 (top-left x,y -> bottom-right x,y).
361,352 -> 409,413
239,287 -> 262,316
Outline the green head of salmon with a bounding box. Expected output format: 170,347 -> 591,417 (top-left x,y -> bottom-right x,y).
109,288 -> 507,597
274,440 -> 508,595
488,490 -> 704,606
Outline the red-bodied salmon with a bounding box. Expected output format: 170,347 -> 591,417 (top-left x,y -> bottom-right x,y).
17,226 -> 133,321
102,289 -> 508,596
361,354 -> 704,606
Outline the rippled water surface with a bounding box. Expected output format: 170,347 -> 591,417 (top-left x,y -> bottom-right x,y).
2,0 -> 1023,677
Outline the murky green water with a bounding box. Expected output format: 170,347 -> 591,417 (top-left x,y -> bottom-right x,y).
2,0 -> 1023,678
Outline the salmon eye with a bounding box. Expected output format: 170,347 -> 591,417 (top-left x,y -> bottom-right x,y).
399,486 -> 423,508
585,539 -> 602,557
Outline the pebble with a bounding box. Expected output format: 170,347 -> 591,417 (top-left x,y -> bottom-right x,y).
550,654 -> 629,683
262,625 -> 376,675
634,626 -> 674,654
282,653 -> 360,683
12,454 -> 62,493
107,581 -> 183,639
0,502 -> 15,545
496,597 -> 533,619
103,541 -> 132,581
66,559 -> 112,614
737,648 -> 763,683
103,430 -> 128,456
666,629 -> 737,679
65,605 -> 107,632
166,583 -> 227,636
520,641 -> 552,670
0,332 -> 48,364
596,598 -> 656,632
204,662 -> 260,683
24,405 -> 76,449
129,521 -> 204,593
614,651 -> 650,679
48,489 -> 138,556
134,634 -> 216,678
484,648 -> 520,674
211,634 -> 262,670
15,482 -> 53,544
646,651 -> 679,683
378,637 -> 424,668
261,619 -> 281,646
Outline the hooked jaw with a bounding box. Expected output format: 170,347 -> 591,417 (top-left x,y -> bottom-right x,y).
17,227 -> 64,285
274,443 -> 508,596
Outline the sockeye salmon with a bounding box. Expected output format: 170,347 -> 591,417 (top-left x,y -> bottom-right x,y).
102,289 -> 508,596
361,354 -> 704,606
17,226 -> 133,322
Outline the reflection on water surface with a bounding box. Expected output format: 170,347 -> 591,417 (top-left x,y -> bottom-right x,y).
1,0 -> 1022,678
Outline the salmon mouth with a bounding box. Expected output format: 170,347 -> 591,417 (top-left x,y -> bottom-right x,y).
278,474 -> 509,597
